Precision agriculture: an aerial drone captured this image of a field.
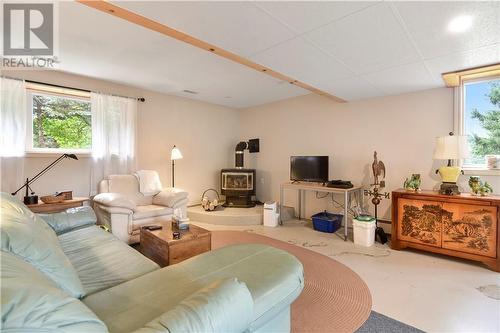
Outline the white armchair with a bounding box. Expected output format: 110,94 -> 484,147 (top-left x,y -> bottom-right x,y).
93,174 -> 188,244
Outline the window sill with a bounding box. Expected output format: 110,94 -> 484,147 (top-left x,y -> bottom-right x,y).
25,151 -> 91,158
463,168 -> 500,176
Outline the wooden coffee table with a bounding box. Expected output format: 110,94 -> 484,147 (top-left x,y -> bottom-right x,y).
139,222 -> 211,267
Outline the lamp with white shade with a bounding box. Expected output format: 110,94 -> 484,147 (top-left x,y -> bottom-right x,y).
434,132 -> 469,195
171,145 -> 183,187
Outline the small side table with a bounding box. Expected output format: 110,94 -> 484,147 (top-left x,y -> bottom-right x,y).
27,197 -> 90,214
140,222 -> 211,267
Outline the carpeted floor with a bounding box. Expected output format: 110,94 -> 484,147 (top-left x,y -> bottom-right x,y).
357,311 -> 424,333
212,230 -> 372,333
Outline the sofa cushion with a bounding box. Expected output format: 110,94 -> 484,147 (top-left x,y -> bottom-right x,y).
107,175 -> 153,206
133,205 -> 173,220
0,193 -> 85,298
136,278 -> 253,333
59,226 -> 159,295
39,206 -> 98,235
83,244 -> 304,333
1,251 -> 108,332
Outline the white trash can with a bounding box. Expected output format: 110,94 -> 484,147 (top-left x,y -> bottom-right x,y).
263,201 -> 279,227
353,216 -> 376,247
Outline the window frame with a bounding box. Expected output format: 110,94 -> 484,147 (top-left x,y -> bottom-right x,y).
25,89 -> 92,155
454,75 -> 500,175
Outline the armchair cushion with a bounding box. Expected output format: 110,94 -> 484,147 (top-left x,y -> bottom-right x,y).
39,206 -> 97,235
133,205 -> 173,220
135,278 -> 253,333
93,193 -> 137,210
152,188 -> 188,208
97,205 -> 133,215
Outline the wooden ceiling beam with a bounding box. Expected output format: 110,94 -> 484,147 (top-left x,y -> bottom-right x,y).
442,63 -> 500,87
77,0 -> 346,103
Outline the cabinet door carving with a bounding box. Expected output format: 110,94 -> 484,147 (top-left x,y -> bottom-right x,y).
398,199 -> 442,247
441,203 -> 497,258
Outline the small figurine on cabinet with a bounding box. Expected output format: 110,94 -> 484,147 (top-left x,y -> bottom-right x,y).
469,176 -> 493,196
403,174 -> 422,192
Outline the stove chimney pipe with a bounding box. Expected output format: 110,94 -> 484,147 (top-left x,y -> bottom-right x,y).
235,141 -> 248,168
235,139 -> 259,168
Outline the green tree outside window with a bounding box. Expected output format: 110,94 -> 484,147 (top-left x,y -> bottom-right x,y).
32,93 -> 91,149
465,80 -> 500,165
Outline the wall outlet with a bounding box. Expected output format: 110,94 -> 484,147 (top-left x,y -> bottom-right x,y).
260,178 -> 265,184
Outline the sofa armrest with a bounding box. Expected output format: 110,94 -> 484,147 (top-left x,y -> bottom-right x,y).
152,188 -> 188,208
38,206 -> 97,235
93,193 -> 136,210
133,278 -> 253,333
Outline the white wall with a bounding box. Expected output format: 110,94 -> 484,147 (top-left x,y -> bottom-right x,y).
3,70 -> 240,204
3,70 -> 497,223
239,89 -> 500,226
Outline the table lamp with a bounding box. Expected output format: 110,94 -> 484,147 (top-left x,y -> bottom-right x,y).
11,153 -> 78,204
170,145 -> 183,187
434,132 -> 469,195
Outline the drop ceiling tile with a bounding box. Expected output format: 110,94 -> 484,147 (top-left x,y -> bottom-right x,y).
393,1 -> 500,59
113,1 -> 296,57
255,1 -> 377,34
425,44 -> 500,83
59,2 -> 307,108
251,37 -> 353,90
323,76 -> 384,101
305,2 -> 420,75
362,62 -> 441,96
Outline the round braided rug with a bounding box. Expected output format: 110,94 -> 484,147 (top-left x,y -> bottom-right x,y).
211,230 -> 372,333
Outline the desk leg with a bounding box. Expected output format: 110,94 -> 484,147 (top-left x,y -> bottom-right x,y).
358,189 -> 363,210
298,189 -> 302,220
303,190 -> 306,220
279,185 -> 284,225
344,191 -> 348,241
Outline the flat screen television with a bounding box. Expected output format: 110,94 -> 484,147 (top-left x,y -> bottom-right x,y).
290,156 -> 329,183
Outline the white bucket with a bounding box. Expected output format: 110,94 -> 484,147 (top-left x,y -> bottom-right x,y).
353,217 -> 376,247
263,201 -> 279,227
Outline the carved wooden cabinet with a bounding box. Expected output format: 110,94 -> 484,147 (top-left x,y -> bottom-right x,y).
391,190 -> 500,271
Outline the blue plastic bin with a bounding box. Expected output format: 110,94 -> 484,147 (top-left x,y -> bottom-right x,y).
311,211 -> 343,233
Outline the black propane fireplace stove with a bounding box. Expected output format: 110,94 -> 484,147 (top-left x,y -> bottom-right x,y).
221,139 -> 259,208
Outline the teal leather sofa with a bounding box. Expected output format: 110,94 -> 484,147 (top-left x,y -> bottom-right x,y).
1,192 -> 304,332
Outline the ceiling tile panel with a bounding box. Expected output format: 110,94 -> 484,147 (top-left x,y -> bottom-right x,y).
362,62 -> 441,96
425,44 -> 500,83
113,1 -> 296,57
251,37 -> 353,88
55,1 -> 499,106
323,77 -> 383,101
393,1 -> 500,59
305,2 -> 420,75
255,1 -> 377,34
59,2 -> 307,108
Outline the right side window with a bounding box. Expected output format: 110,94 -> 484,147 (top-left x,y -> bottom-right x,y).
462,77 -> 500,168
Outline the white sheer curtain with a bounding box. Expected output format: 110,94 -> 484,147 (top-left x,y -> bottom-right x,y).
90,92 -> 137,195
0,77 -> 26,195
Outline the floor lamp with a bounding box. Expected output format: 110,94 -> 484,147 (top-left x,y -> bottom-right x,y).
171,145 -> 183,187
